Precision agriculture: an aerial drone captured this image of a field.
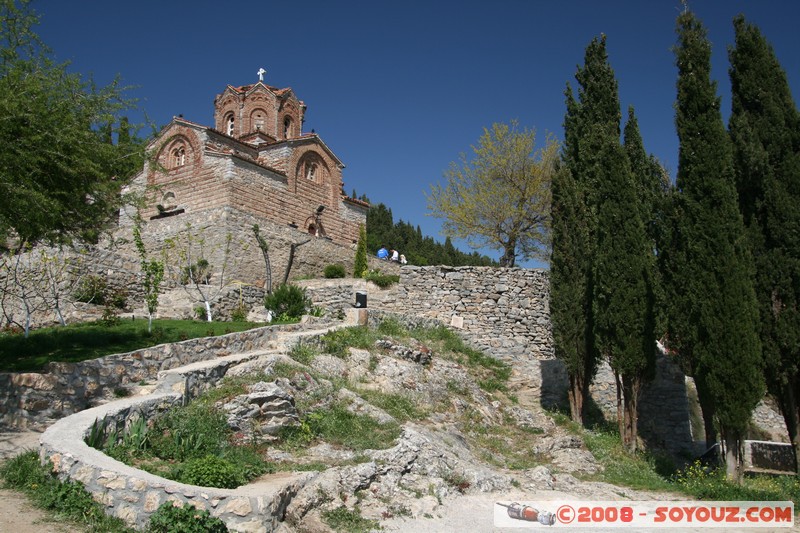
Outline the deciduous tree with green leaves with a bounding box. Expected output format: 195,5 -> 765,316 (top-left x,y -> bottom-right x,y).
666,8 -> 764,480
427,121 -> 558,267
728,15 -> 800,472
0,0 -> 144,248
133,220 -> 164,333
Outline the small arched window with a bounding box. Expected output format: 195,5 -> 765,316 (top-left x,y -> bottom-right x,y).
172,147 -> 185,168
306,162 -> 317,181
225,113 -> 235,136
283,117 -> 292,139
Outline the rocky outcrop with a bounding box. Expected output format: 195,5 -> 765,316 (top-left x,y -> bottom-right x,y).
220,381 -> 300,441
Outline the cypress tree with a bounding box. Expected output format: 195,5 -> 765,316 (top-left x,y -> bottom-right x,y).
553,34 -> 619,424
550,160 -> 594,423
670,9 -> 763,480
353,223 -> 368,278
729,15 -> 800,471
554,36 -> 656,442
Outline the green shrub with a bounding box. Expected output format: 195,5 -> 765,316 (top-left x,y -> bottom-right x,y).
323,263 -> 346,278
146,502 -> 228,533
108,288 -> 129,309
177,455 -> 239,489
365,271 -> 399,288
264,283 -> 311,320
230,304 -> 248,322
353,224 -> 369,278
73,274 -> 107,304
148,404 -> 230,461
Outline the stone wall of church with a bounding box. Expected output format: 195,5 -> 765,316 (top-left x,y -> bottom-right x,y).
115,206 -> 392,295
123,122 -> 363,248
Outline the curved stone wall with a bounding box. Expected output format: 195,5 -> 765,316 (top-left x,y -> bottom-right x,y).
40,350 -> 315,532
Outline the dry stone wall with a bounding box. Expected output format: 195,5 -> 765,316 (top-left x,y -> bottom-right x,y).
381,266 -> 552,360
0,321 -> 330,430
40,362 -> 313,533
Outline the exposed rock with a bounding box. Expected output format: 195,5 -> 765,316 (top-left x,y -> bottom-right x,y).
337,388 -> 396,424
550,448 -> 602,475
218,381 -> 299,440
375,339 -> 433,365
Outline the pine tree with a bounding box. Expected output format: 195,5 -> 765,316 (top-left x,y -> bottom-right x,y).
729,15 -> 800,471
669,9 -> 764,480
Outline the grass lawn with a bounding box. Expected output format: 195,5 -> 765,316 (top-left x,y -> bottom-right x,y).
0,318 -> 266,373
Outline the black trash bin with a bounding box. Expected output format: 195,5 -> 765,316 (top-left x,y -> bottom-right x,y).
355,291 -> 367,308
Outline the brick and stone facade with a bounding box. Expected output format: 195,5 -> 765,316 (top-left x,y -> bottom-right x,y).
121,78 -> 367,252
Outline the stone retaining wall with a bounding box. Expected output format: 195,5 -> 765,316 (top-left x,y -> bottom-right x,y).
380,266 -> 552,361
0,321 -> 330,430
368,266 -> 787,451
40,352 -> 315,533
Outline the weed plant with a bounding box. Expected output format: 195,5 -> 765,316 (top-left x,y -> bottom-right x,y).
289,342 -> 319,365
322,506 -> 380,533
279,401 -> 401,452
146,501 -> 228,532
354,388 -> 427,422
409,323 -> 511,392
321,325 -> 378,357
572,421 -> 800,505
0,450 -> 134,532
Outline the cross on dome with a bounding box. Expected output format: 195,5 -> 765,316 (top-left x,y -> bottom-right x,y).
257,68 -> 266,82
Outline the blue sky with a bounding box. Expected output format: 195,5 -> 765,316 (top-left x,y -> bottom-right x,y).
34,1 -> 800,267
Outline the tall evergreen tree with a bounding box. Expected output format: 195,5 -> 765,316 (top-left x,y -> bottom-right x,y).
668,9 -> 764,480
552,33 -> 617,423
728,15 -> 800,471
592,122 -> 655,452
555,36 -> 656,441
550,161 -> 594,423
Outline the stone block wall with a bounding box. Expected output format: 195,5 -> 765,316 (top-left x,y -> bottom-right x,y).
40,391 -> 311,532
0,322 -> 320,429
381,266 -> 552,360
116,205 -> 395,295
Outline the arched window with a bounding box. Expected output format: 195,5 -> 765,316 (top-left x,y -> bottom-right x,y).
225,113 -> 235,136
251,109 -> 266,133
283,117 -> 292,139
306,162 -> 317,181
172,146 -> 185,168
296,152 -> 327,185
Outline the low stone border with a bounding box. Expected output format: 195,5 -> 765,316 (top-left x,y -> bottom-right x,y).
0,320 -> 333,430
39,343 -> 321,532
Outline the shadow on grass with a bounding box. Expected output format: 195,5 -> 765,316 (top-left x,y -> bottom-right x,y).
0,319 -> 264,373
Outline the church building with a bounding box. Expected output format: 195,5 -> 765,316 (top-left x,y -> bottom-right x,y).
127,72 -> 368,246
